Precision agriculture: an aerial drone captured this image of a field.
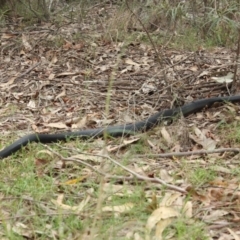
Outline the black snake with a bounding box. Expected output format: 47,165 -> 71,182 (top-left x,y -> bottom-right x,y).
1,95 -> 240,159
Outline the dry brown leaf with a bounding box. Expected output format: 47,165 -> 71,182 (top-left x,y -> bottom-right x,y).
72,116 -> 88,129
44,122 -> 68,129
160,127 -> 172,146
146,194 -> 158,212
225,105 -> 237,112
103,183 -> 133,196
228,228 -> 240,240
141,82 -> 156,94
122,113 -> 133,123
27,100 -> 36,109
202,210 -> 228,221
172,54 -> 185,62
219,233 -> 236,240
133,232 -> 143,240
190,127 -> 216,150
131,163 -> 149,176
73,43 -> 84,50
22,34 -> 32,51
189,65 -> 198,71
57,72 -> 77,77
0,77 -> 16,88
102,203 -> 134,216
12,222 -> 33,238
159,169 -> 173,183
36,150 -> 54,159
1,32 -> 16,39
146,207 -> 179,240
218,233 -> 235,240
146,207 -> 179,229
197,70 -> 209,78
63,40 -> 73,50
51,194 -> 90,213
211,72 -> 233,83
48,73 -> 55,80
32,125 -> 51,133
209,188 -> 225,201
125,58 -> 140,66
35,158 -> 51,176
50,54 -> 58,65
160,192 -> 182,207
186,186 -> 211,205
20,49 -> 25,56
182,201 -> 192,218
56,88 -> 66,99
106,138 -> 140,152
209,179 -> 228,187
155,218 -> 173,240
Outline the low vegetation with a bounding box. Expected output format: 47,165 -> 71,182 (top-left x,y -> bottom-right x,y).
0,0 -> 240,239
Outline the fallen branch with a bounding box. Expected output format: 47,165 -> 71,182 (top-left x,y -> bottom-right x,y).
136,148 -> 240,158
43,144 -> 187,194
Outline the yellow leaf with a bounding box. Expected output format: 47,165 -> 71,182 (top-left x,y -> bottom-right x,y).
62,176 -> 88,185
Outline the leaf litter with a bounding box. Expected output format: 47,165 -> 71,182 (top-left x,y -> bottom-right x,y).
0,2 -> 240,239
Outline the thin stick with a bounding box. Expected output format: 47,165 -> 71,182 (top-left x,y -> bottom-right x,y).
16,62 -> 41,80
136,148 -> 240,158
43,144 -> 187,194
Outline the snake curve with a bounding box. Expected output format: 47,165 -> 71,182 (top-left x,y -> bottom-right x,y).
1,95 -> 240,159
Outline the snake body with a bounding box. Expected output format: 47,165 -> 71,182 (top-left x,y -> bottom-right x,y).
1,95 -> 240,159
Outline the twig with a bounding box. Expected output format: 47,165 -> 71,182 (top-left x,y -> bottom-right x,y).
43,144 -> 187,194
41,144 -> 106,176
209,62 -> 240,70
102,154 -> 186,193
15,62 -> 41,82
207,222 -> 232,230
136,148 -> 240,158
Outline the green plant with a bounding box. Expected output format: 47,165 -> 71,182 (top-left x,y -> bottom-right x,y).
201,5 -> 239,46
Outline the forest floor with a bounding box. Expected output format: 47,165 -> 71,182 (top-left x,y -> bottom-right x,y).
0,1 -> 240,239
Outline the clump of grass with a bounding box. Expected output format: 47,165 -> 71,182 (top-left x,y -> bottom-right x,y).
217,121 -> 240,144
1,0 -> 50,22
104,0 -> 240,49
170,219 -> 208,240
188,166 -> 217,186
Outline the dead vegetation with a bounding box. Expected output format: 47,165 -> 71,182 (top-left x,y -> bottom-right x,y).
0,0 -> 240,239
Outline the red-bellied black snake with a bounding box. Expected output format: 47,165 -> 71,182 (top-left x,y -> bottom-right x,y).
1,95 -> 240,159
